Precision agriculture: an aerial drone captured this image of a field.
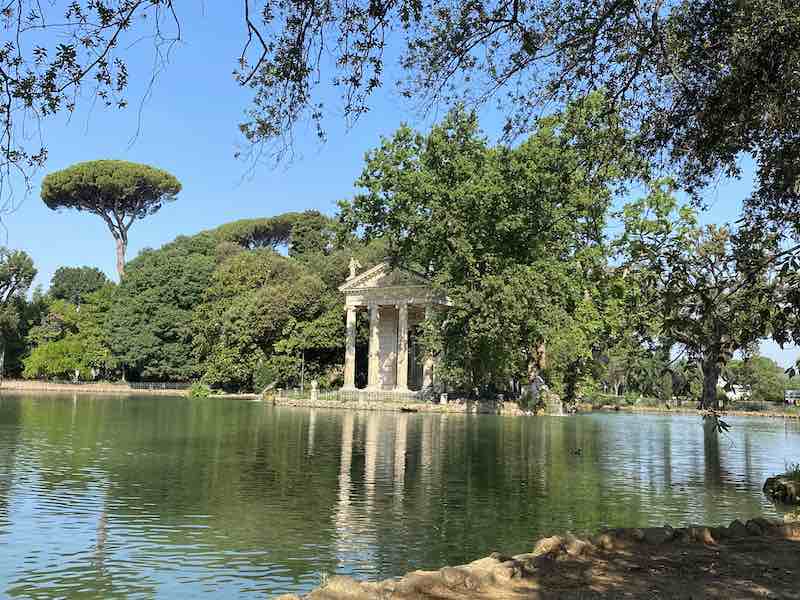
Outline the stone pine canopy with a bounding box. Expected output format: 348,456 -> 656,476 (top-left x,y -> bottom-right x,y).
339,260 -> 444,393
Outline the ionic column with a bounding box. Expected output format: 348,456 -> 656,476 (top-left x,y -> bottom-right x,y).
396,301 -> 409,391
422,305 -> 435,392
343,306 -> 357,390
367,303 -> 380,389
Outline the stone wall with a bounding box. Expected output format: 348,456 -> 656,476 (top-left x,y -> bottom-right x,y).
0,379 -> 186,396
272,394 -> 528,416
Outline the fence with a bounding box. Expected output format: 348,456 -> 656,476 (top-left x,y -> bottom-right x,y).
272,387 -> 425,404
129,382 -> 191,391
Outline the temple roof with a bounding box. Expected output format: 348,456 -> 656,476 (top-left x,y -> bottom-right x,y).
338,261 -> 431,293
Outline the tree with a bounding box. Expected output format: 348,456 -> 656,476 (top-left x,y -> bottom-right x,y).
725,355 -> 788,405
192,250 -> 334,391
49,266 -> 109,305
340,95 -> 641,400
2,2 -> 797,240
234,0 -> 800,237
0,249 -> 36,377
107,234 -> 216,381
617,183 -> 780,412
41,160 -> 181,278
24,286 -> 117,381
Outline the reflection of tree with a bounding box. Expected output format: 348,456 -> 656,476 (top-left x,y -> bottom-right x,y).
0,395 -> 22,535
4,395 -> 798,596
703,422 -> 725,487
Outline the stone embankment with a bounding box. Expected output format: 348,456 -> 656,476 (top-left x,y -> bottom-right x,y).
277,518 -> 800,600
0,378 -> 184,396
271,396 -> 530,416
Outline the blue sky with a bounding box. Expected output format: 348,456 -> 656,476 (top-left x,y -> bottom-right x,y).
5,4 -> 797,368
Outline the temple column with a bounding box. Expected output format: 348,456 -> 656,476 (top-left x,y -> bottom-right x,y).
422,305 -> 435,392
343,306 -> 357,390
367,303 -> 380,389
396,301 -> 409,392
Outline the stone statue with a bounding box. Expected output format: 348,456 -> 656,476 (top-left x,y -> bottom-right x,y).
348,256 -> 362,279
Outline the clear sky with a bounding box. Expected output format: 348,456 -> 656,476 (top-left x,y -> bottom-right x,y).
5,3 -> 797,368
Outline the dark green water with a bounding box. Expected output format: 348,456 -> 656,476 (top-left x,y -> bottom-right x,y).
0,393 -> 798,598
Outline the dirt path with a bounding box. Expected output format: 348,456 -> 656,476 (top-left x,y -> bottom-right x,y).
281,520 -> 800,600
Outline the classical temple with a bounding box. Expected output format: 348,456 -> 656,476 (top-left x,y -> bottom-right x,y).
339,260 -> 443,394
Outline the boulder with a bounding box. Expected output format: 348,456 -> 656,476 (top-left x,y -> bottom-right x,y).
439,567 -> 468,587
710,526 -> 729,541
320,575 -> 367,596
591,533 -> 615,550
564,533 -> 591,557
532,535 -> 563,557
643,527 -> 675,545
745,520 -> 764,536
763,474 -> 800,505
729,519 -> 749,538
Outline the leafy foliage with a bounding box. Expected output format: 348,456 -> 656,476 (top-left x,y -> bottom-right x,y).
107,234 -> 216,381
340,95 -> 641,399
41,160 -> 182,277
23,285 -> 116,381
616,182 -> 780,409
0,248 -> 36,375
49,266 -> 109,305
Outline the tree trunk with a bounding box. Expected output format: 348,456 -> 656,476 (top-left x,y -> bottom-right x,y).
0,340 -> 5,384
701,357 -> 721,410
115,236 -> 126,279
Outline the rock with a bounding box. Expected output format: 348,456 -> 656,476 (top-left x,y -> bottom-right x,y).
729,519 -> 749,538
687,526 -> 715,544
745,520 -> 764,536
776,522 -> 800,539
591,533 -> 615,550
492,560 -> 524,583
643,527 -> 675,545
674,528 -> 692,544
764,474 -> 800,504
394,571 -> 445,595
467,557 -> 502,573
532,535 -> 563,557
564,533 -> 591,557
321,575 -> 367,596
751,516 -> 781,531
710,526 -> 729,541
489,551 -> 513,562
631,528 -> 646,542
439,567 -> 467,587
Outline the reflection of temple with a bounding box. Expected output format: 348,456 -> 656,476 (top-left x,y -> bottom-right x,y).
339,261 -> 445,394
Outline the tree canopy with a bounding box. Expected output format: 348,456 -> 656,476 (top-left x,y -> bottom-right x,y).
49,266 -> 109,305
0,248 -> 36,376
341,95 -> 640,400
616,182 -> 780,414
1,1 -> 797,241
41,160 -> 181,278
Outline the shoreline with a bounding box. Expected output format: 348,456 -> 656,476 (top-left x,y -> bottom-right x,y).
279,518 -> 800,600
591,403 -> 800,420
2,380 -> 799,420
0,379 -> 259,400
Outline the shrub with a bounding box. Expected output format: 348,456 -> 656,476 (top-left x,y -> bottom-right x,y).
189,382 -> 212,398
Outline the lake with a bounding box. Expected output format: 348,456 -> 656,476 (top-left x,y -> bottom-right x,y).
0,393 -> 798,598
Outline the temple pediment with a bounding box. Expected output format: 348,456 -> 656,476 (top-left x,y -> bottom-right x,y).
339,261 -> 430,293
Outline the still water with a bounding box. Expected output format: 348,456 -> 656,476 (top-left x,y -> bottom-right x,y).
0,393 -> 798,598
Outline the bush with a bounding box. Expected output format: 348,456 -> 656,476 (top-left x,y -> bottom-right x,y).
189,382 -> 212,398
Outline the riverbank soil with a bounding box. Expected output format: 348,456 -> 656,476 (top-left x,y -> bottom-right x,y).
288,521 -> 800,600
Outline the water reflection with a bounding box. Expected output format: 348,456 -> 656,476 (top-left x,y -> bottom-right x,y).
0,394 -> 798,598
